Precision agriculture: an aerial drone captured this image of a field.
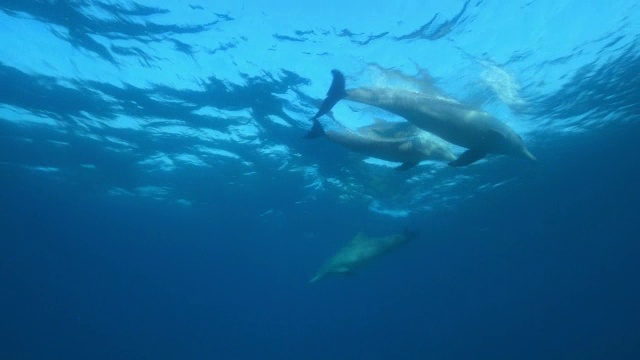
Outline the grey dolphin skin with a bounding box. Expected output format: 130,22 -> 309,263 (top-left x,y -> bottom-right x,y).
356,118 -> 421,139
306,118 -> 455,170
312,70 -> 535,166
309,230 -> 416,284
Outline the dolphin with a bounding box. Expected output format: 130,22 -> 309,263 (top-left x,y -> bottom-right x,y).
306,118 -> 455,170
309,230 -> 415,284
356,118 -> 422,139
312,70 -> 536,166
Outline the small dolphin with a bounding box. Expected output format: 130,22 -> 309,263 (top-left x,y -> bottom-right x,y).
309,230 -> 415,284
306,118 -> 455,170
356,118 -> 422,139
312,70 -> 535,166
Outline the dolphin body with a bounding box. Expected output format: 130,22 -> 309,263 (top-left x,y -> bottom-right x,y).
309,231 -> 414,284
306,118 -> 455,170
356,118 -> 422,139
312,70 -> 535,166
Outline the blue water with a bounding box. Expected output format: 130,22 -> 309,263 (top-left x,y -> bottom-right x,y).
1,1 -> 639,359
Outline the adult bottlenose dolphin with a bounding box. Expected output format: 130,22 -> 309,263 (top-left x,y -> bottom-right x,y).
306,118 -> 455,170
312,70 -> 536,166
309,230 -> 415,284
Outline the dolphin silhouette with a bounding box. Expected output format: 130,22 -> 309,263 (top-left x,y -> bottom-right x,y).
309,230 -> 416,283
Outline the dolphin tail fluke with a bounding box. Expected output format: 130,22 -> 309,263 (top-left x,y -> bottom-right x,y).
311,69 -> 347,120
305,118 -> 326,139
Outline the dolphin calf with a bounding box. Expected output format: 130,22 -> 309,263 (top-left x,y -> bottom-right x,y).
312,70 -> 536,166
306,118 -> 455,170
309,230 -> 415,284
356,118 -> 422,139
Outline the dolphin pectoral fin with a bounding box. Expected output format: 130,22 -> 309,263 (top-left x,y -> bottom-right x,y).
395,161 -> 418,171
449,149 -> 487,167
312,69 -> 347,120
309,273 -> 323,284
488,129 -> 505,138
487,129 -> 510,146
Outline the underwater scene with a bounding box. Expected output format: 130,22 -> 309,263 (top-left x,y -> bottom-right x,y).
1,0 -> 639,359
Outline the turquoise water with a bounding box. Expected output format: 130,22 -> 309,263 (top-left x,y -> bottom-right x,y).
1,1 -> 639,359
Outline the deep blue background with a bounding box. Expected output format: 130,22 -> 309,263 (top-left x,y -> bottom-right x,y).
2,123 -> 639,359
